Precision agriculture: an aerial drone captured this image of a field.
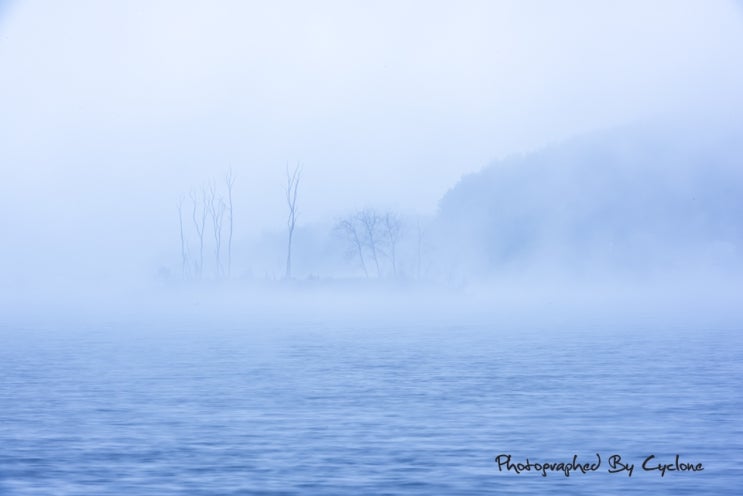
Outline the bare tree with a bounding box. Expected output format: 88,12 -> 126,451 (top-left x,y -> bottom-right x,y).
335,216 -> 369,278
383,212 -> 403,278
284,163 -> 301,279
225,168 -> 235,279
190,188 -> 208,279
177,195 -> 189,279
358,209 -> 384,278
208,181 -> 226,279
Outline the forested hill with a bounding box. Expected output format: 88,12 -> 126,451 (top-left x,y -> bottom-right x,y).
434,119 -> 743,277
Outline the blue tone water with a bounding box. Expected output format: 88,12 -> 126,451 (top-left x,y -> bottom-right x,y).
1,324 -> 741,494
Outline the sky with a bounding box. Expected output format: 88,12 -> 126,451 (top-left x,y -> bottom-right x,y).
1,0 -> 743,281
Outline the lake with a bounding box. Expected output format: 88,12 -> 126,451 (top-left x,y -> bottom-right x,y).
1,323 -> 741,494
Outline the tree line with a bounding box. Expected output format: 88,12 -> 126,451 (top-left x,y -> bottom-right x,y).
176,165 -> 429,282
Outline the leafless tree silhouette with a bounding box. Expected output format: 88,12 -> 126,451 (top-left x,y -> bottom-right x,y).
358,209 -> 384,278
336,216 -> 369,278
225,169 -> 235,278
284,163 -> 301,279
190,188 -> 208,279
383,212 -> 403,278
208,181 -> 226,279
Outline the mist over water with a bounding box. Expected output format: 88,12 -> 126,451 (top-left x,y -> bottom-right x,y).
1,0 -> 742,319
3,112 -> 742,332
1,1 -> 743,494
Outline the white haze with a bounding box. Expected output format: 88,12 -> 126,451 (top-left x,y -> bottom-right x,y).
1,0 -> 742,329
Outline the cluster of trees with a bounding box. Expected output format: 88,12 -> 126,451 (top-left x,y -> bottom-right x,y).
174,165 -> 432,282
172,122 -> 743,284
335,209 -> 426,280
176,165 -> 303,282
177,169 -> 235,280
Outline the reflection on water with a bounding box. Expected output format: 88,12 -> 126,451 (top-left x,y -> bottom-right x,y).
0,324 -> 741,495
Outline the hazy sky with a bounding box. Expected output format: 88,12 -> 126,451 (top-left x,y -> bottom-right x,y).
1,1 -> 742,279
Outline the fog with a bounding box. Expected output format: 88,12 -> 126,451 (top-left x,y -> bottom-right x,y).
1,1 -> 743,329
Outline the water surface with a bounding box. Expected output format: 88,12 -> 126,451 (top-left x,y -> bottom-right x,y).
1,324 -> 741,494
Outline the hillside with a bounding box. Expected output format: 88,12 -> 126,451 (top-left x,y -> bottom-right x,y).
434,119 -> 743,279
